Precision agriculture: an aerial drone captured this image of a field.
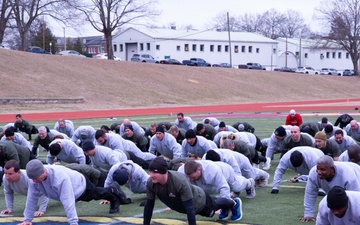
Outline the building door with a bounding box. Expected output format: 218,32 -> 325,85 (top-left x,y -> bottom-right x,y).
126,43 -> 137,61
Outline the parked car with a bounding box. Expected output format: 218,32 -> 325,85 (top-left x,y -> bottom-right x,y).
94,53 -> 121,61
0,43 -> 10,49
238,64 -> 249,69
182,58 -> 211,66
246,62 -> 266,70
28,46 -> 51,54
273,67 -> 296,73
342,69 -> 355,76
58,50 -> 86,58
320,68 -> 338,75
130,54 -> 158,63
295,66 -> 319,74
212,63 -> 232,68
159,58 -> 182,65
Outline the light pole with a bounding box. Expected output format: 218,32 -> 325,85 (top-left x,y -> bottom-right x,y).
49,42 -> 52,54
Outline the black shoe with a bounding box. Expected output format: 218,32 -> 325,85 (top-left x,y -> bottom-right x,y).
109,198 -> 120,214
108,184 -> 132,204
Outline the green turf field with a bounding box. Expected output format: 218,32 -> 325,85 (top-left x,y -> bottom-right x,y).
1,111 -> 358,225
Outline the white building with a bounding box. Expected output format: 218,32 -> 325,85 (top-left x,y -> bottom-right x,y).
276,38 -> 353,71
112,27 -> 278,68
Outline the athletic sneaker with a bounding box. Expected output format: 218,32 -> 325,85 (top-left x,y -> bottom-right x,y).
263,157 -> 271,170
231,197 -> 243,221
218,208 -> 230,220
257,172 -> 270,187
245,178 -> 256,199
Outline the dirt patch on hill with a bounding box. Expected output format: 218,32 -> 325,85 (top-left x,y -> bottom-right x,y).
0,49 -> 359,114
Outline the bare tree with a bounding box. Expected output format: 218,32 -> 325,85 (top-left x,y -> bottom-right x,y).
0,0 -> 12,43
238,13 -> 265,33
208,11 -> 241,31
279,10 -> 312,38
70,0 -> 159,60
259,9 -> 286,39
317,0 -> 360,75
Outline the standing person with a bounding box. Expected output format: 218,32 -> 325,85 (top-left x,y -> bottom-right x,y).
316,186 -> 360,225
143,157 -> 243,225
18,159 -> 123,225
169,125 -> 186,145
175,112 -> 197,131
148,126 -> 181,159
1,160 -> 49,217
345,120 -> 360,143
299,155 -> 360,222
270,147 -> 324,194
334,113 -> 353,129
54,118 -> 74,138
329,129 -> 357,153
314,131 -> 341,160
14,114 -> 38,141
285,109 -> 303,126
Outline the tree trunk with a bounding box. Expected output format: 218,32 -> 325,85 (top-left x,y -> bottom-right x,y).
104,31 -> 113,60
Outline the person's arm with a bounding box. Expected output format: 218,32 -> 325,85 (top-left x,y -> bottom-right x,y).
143,199 -> 155,225
271,160 -> 289,192
2,181 -> 14,214
182,198 -> 196,225
285,115 -> 290,125
298,115 -> 303,125
36,194 -> 49,216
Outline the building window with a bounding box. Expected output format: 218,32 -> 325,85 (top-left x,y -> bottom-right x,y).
338,52 -> 341,59
177,45 -> 181,51
225,45 -> 229,52
326,52 -> 330,58
346,52 -> 349,59
305,53 -> 308,58
156,45 -> 160,50
140,43 -> 144,51
256,48 -> 259,53
295,51 -> 299,57
147,43 -> 150,51
113,44 -> 117,52
332,52 -> 336,58
120,44 -> 123,52
241,46 -> 245,53
234,45 -> 239,53
248,46 -> 252,53
200,44 -> 204,52
217,45 -> 221,52
192,44 -> 196,51
210,45 -> 214,52
185,44 -> 189,51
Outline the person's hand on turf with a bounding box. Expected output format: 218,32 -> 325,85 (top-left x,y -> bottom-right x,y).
34,211 -> 44,217
271,189 -> 279,194
299,216 -> 315,222
17,222 -> 32,225
99,200 -> 110,205
1,209 -> 13,214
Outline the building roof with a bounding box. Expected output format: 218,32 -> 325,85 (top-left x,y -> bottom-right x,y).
277,37 -> 342,49
122,27 -> 278,44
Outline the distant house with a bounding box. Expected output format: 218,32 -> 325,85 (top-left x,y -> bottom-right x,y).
55,36 -> 105,57
112,27 -> 278,68
276,38 -> 353,71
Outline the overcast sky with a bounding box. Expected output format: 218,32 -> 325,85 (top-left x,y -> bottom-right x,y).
51,0 -> 322,37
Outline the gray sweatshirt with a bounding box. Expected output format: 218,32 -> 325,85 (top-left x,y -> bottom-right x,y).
47,139 -> 86,164
149,133 -> 182,159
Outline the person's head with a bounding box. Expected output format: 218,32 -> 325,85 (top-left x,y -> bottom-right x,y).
49,142 -> 62,156
149,157 -> 168,185
218,121 -> 226,131
4,159 -> 21,183
350,120 -> 358,130
347,144 -> 360,163
112,169 -> 130,185
289,109 -> 296,118
274,126 -> 286,140
155,125 -> 165,141
290,126 -> 301,142
327,186 -> 348,218
184,160 -> 202,181
204,118 -> 210,124
205,150 -> 221,161
315,131 -> 327,149
26,159 -> 47,183
4,127 -> 15,141
169,125 -> 180,138
58,119 -> 66,128
123,119 -> 131,126
222,138 -> 235,150
82,141 -> 96,156
238,124 -> 245,131
324,124 -> 334,134
321,117 -> 329,128
95,129 -> 107,145
38,126 -> 48,140
196,123 -> 205,134
100,125 -> 110,133
334,129 -> 344,144
185,129 -> 197,145
149,123 -> 157,135
341,114 -> 349,123
316,155 -> 335,180
110,123 -> 120,134
124,125 -> 134,137
177,113 -> 184,122
15,114 -> 22,123
290,150 -> 304,167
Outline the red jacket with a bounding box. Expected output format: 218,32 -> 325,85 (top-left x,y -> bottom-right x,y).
285,114 -> 303,126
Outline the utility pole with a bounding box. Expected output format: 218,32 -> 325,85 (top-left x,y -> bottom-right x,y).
63,27 -> 66,51
227,12 -> 232,67
42,16 -> 45,49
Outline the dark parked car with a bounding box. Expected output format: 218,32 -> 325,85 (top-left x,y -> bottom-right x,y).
342,69 -> 354,76
28,46 -> 51,54
273,67 -> 295,73
159,58 -> 182,65
238,64 -> 249,69
212,63 -> 232,68
238,62 -> 265,70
